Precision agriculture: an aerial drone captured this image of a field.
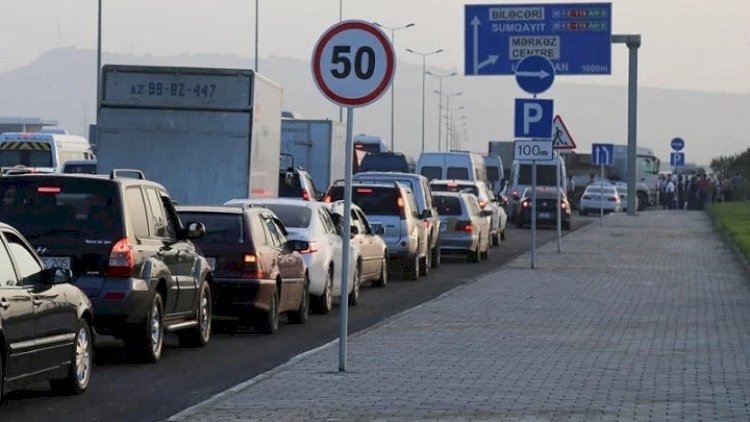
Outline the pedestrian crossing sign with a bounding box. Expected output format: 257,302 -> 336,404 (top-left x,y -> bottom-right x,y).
551,115 -> 577,150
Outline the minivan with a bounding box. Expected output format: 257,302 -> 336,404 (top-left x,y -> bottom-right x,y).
416,152 -> 487,183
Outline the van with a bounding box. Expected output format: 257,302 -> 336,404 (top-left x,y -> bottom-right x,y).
0,132 -> 95,174
507,155 -> 567,218
483,154 -> 504,196
357,151 -> 415,173
416,152 -> 487,182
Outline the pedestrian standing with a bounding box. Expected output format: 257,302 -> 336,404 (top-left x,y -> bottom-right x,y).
665,177 -> 676,210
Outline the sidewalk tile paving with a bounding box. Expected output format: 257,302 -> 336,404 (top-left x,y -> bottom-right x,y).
169,211 -> 750,422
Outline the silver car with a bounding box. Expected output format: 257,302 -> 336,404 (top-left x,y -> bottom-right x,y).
433,191 -> 491,263
430,179 -> 505,246
324,180 -> 429,280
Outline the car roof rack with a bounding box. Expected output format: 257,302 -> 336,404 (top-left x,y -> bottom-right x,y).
110,169 -> 145,180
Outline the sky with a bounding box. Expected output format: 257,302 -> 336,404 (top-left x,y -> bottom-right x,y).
2,0 -> 749,94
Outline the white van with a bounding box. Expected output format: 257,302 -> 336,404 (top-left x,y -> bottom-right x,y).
507,155 -> 567,218
417,152 -> 487,182
483,154 -> 504,196
0,132 -> 95,173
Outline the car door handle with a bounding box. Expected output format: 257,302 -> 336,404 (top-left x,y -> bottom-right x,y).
32,298 -> 43,307
0,300 -> 9,310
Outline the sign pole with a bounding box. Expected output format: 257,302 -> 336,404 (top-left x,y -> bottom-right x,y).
556,152 -> 561,252
531,159 -> 537,269
599,164 -> 604,226
339,106 -> 354,372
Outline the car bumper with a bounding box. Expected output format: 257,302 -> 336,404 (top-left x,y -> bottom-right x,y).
211,277 -> 277,316
76,276 -> 153,336
439,232 -> 479,253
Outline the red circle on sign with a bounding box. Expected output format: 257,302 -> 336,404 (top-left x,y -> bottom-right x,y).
311,20 -> 395,108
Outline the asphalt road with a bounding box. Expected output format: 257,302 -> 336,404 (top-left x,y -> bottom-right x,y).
0,219 -> 590,422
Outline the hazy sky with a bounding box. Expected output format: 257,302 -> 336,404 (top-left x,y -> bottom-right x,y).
3,0 -> 750,94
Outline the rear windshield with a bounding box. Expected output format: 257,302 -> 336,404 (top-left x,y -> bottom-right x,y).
0,178 -> 123,237
327,186 -> 401,216
486,166 -> 500,182
420,166 -> 442,181
358,154 -> 409,173
0,148 -> 53,168
447,167 -> 469,180
257,204 -> 312,228
431,184 -> 479,196
178,212 -> 244,243
278,173 -> 303,198
518,164 -> 558,186
433,195 -> 463,216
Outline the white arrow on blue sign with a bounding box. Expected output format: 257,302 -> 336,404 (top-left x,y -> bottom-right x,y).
670,152 -> 685,167
591,143 -> 614,166
670,137 -> 685,151
514,98 -> 553,138
515,55 -> 555,95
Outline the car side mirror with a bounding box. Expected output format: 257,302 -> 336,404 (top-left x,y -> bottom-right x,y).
287,239 -> 309,252
185,221 -> 206,239
420,209 -> 433,219
38,267 -> 72,285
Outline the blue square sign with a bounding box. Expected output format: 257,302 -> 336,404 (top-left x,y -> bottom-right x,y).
514,98 -> 553,139
670,152 -> 685,167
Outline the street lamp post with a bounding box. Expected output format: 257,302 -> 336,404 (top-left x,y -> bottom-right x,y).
441,92 -> 462,150
426,71 -> 457,152
373,22 -> 415,151
405,48 -> 443,153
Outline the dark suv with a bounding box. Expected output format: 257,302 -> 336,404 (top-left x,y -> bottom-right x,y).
0,170 -> 213,363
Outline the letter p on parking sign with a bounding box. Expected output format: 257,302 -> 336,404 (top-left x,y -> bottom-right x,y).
514,98 -> 553,139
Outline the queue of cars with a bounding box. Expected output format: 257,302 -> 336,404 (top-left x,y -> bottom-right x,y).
0,149 -> 567,402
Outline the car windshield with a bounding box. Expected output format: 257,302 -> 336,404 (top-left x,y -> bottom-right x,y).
0,148 -> 53,168
178,212 -> 244,244
433,195 -> 463,216
256,204 -> 312,228
0,178 -> 123,238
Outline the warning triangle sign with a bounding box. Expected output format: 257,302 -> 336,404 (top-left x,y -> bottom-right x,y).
551,115 -> 577,150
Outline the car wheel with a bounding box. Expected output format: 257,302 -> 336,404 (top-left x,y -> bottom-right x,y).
348,264 -> 360,306
403,253 -> 419,281
289,274 -> 309,324
259,286 -> 279,334
314,268 -> 334,314
50,319 -> 93,395
178,282 -> 212,347
431,242 -> 441,268
126,293 -> 164,363
372,255 -> 388,288
468,242 -> 480,263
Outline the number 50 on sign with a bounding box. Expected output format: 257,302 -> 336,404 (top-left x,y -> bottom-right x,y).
311,20 -> 395,108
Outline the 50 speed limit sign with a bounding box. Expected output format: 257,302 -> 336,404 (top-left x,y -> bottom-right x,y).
312,20 -> 395,108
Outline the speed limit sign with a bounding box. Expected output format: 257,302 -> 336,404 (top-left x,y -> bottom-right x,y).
311,20 -> 396,108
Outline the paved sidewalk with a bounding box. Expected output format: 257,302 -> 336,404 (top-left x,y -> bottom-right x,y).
169,211 -> 750,422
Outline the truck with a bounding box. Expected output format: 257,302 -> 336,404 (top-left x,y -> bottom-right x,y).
280,119 -> 346,193
563,145 -> 660,211
487,141 -> 514,183
96,65 -> 282,205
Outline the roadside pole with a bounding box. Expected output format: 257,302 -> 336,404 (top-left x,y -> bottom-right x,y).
339,107 -> 353,371
531,159 -> 537,269
556,152 -> 562,252
600,163 -> 604,225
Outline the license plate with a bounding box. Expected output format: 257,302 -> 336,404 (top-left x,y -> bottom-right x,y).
206,257 -> 216,271
41,257 -> 71,270
539,212 -> 551,219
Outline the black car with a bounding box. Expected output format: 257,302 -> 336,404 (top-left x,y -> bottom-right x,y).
515,187 -> 572,230
176,205 -> 309,334
0,222 -> 94,399
356,152 -> 415,174
0,170 -> 213,363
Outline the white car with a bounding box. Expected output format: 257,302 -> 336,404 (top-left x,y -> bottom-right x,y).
579,184 -> 623,215
225,198 -> 361,313
430,179 -> 506,245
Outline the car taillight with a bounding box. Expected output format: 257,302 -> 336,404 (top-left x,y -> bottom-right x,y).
607,196 -> 617,202
105,238 -> 134,277
241,253 -> 266,279
37,186 -> 61,193
301,189 -> 311,201
455,221 -> 473,232
478,200 -> 487,209
397,195 -> 406,220
323,195 -> 332,203
522,201 -> 530,208
561,202 -> 568,209
296,241 -> 319,254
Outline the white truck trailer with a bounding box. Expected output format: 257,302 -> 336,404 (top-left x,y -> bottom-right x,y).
97,65 -> 282,205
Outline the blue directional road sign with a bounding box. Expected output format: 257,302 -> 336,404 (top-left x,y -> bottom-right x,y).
591,143 -> 614,166
515,98 -> 553,138
515,55 -> 555,94
464,3 -> 612,76
670,152 -> 685,167
671,137 -> 685,151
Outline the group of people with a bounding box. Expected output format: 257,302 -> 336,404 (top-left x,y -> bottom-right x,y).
659,172 -> 744,210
